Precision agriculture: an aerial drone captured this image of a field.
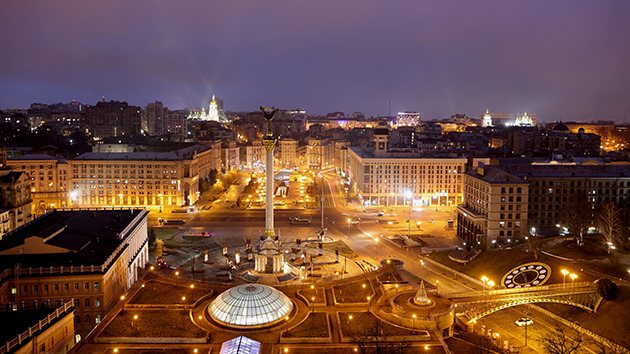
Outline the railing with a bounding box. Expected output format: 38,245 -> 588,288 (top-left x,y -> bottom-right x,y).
1,299 -> 74,354
452,286 -> 597,304
446,281 -> 594,299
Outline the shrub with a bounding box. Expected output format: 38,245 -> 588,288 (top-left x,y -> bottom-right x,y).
596,278 -> 617,300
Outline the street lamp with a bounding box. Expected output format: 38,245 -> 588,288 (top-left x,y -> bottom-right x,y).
435,280 -> 439,296
120,295 -> 125,312
412,314 -> 416,332
561,269 -> 569,288
311,297 -> 315,313
158,194 -> 162,213
405,190 -> 412,240
570,274 -> 578,292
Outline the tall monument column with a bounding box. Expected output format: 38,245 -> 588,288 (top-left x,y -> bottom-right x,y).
261,107 -> 279,238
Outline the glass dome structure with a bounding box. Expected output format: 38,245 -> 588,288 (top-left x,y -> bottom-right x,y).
208,284 -> 293,328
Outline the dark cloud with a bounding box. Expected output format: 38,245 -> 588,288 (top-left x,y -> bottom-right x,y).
1,0 -> 629,121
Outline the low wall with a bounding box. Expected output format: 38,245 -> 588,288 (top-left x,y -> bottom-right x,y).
95,337 -> 207,344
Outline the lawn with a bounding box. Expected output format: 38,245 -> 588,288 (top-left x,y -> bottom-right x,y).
129,281 -> 212,305
333,281 -> 374,303
427,249 -> 540,284
544,240 -> 608,260
338,312 -> 416,337
282,312 -> 329,338
306,240 -> 358,259
300,286 -> 326,303
153,228 -> 180,240
99,310 -> 207,338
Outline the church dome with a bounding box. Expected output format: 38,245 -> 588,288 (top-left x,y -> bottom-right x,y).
208,284 -> 293,328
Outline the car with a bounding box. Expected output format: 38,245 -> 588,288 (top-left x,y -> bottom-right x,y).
288,216 -> 298,221
429,219 -> 435,223
515,318 -> 533,327
375,212 -> 384,216
274,201 -> 284,205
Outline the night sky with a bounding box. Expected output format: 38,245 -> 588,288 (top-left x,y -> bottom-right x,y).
1,1 -> 629,121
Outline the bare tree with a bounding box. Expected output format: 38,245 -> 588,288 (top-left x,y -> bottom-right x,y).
459,332 -> 507,354
539,328 -> 584,354
590,336 -> 628,354
349,320 -> 411,354
596,202 -> 624,253
563,190 -> 592,244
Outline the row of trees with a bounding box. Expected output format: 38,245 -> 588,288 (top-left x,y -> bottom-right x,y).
562,191 -> 629,252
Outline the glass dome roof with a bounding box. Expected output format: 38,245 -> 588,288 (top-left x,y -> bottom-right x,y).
208,284 -> 293,328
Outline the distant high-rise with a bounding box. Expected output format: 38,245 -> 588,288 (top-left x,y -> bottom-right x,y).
143,101 -> 166,136
85,101 -> 142,139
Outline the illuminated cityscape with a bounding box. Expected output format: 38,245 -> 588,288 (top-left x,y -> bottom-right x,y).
1,1 -> 630,354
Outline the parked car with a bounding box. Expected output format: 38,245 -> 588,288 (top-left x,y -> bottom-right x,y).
375,211 -> 384,216
429,219 -> 435,223
515,318 -> 533,327
290,218 -> 311,224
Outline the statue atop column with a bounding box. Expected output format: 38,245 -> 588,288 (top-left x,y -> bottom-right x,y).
260,106 -> 279,139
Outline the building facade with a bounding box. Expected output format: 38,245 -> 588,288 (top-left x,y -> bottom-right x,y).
457,165 -> 530,248
0,208 -> 149,338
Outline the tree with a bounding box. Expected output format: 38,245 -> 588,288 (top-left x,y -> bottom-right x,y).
526,236 -> 546,260
349,320 -> 411,354
596,278 -> 618,300
148,227 -> 157,250
563,190 -> 592,244
539,328 -> 584,354
459,332 -> 506,354
596,202 -> 624,253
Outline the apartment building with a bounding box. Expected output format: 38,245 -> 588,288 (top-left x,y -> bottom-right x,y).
66,146 -> 212,208
7,154 -> 70,216
457,164 -> 530,248
278,138 -> 298,169
0,208 -> 149,338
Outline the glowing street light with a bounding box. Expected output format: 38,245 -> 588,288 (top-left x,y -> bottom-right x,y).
561,269 -> 569,287
412,314 -> 417,332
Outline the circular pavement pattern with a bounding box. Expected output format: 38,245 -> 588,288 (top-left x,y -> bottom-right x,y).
501,262 -> 552,289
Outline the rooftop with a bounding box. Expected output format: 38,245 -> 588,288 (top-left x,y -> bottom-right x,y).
0,208 -> 146,270
74,145 -> 211,161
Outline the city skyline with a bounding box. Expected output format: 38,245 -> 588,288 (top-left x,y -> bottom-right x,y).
1,1 -> 629,122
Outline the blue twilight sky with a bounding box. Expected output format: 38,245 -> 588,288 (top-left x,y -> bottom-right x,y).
1,0 -> 629,122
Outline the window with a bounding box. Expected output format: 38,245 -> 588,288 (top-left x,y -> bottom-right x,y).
95,298 -> 100,307
54,284 -> 59,291
33,285 -> 38,293
94,282 -> 99,291
43,285 -> 48,292
499,222 -> 505,228
74,283 -> 79,290
64,284 -> 69,291
95,314 -> 101,324
11,287 -> 16,294
85,315 -> 90,324
515,221 -> 521,227
75,299 -> 80,308
84,282 -> 89,290
85,299 -> 90,307
22,285 -> 27,293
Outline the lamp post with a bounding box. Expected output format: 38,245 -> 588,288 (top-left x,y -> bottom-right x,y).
158,194 -> 162,213
367,296 -> 371,314
435,280 -> 439,296
405,190 -> 412,240
311,297 -> 315,313
561,269 -> 569,288
570,274 -> 577,292
412,314 -> 417,333
481,275 -> 488,295
120,295 -> 125,312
